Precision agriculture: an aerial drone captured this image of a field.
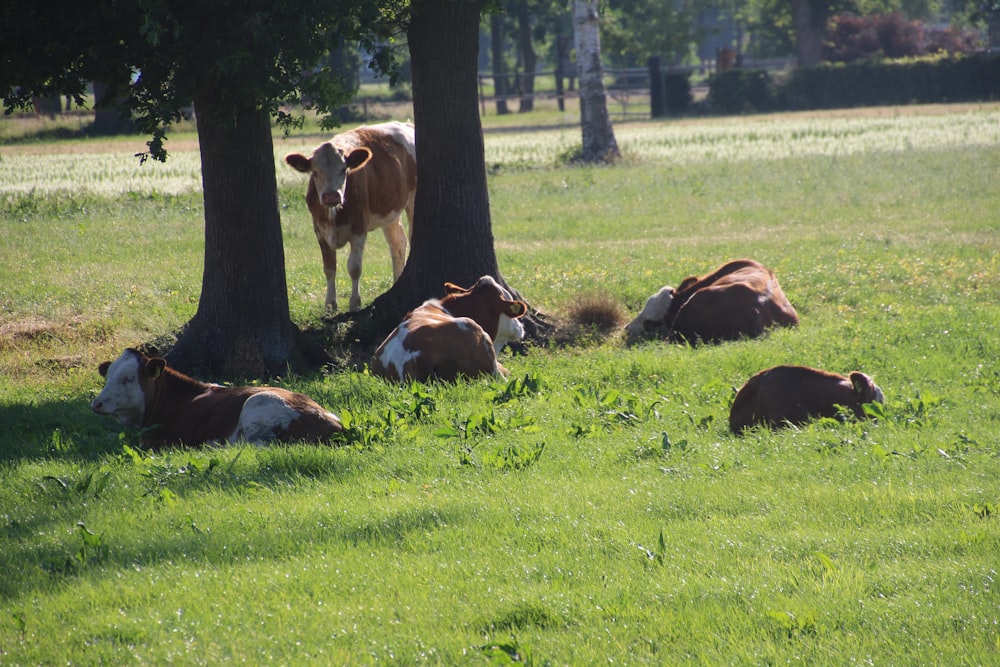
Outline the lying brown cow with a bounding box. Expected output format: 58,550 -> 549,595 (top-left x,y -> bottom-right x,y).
370,276 -> 528,382
625,259 -> 799,344
729,365 -> 885,433
285,121 -> 416,312
92,348 -> 343,449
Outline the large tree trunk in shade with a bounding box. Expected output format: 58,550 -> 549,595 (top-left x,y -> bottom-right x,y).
165,92 -> 327,379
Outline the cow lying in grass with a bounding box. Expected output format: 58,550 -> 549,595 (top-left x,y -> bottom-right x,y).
625,259 -> 799,344
371,276 -> 528,382
92,348 -> 343,449
729,365 -> 885,433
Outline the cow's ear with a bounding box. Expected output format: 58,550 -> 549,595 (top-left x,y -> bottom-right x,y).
443,282 -> 468,295
284,153 -> 311,173
506,301 -> 529,318
98,361 -> 111,378
850,372 -> 875,399
145,357 -> 167,379
345,147 -> 372,172
676,277 -> 697,292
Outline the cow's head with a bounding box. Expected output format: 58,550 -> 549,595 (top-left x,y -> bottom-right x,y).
92,348 -> 166,430
624,286 -> 676,341
849,372 -> 885,405
285,142 -> 372,210
442,276 -> 528,354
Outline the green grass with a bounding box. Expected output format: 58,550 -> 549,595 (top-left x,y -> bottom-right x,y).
1,104 -> 999,664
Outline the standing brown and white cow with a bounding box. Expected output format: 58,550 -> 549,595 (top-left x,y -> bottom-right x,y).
285,121 -> 416,311
370,276 -> 528,382
729,365 -> 885,433
92,348 -> 343,449
625,259 -> 799,344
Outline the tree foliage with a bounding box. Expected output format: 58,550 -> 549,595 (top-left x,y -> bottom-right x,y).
1,0 -> 406,158
602,0 -> 709,66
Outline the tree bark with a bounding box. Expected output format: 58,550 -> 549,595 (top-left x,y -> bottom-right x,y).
166,93 -> 327,378
791,0 -> 824,67
91,81 -> 134,135
490,13 -> 511,115
515,1 -> 536,113
573,0 -> 620,163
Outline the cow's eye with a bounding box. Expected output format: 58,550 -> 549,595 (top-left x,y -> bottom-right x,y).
121,375 -> 134,384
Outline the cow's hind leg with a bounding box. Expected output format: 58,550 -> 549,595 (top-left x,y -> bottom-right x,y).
234,393 -> 295,445
382,218 -> 408,281
347,233 -> 368,312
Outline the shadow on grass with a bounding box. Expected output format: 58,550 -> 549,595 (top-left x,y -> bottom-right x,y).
0,397 -> 122,464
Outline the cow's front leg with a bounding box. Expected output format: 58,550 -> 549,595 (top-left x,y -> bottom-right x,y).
382,218 -> 408,281
347,233 -> 367,312
318,241 -> 339,311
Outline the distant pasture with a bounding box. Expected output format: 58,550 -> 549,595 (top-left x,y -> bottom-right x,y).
2,105 -> 998,195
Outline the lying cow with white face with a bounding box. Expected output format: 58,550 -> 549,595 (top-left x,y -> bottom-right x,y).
729,365 -> 885,433
371,276 -> 528,382
625,259 -> 799,344
92,348 -> 343,449
285,121 -> 416,312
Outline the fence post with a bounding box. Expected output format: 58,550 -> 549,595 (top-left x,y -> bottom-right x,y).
649,56 -> 665,118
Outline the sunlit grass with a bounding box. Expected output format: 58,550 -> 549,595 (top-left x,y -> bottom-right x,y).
1,104 -> 999,664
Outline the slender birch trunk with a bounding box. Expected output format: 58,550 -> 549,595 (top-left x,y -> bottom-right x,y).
573,0 -> 620,163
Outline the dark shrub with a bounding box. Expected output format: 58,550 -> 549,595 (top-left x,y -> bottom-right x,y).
663,71 -> 692,115
707,69 -> 773,114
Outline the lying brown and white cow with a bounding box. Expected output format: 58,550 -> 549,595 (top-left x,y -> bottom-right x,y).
729,365 -> 885,433
370,276 -> 528,382
285,121 -> 416,312
92,348 -> 343,449
625,259 -> 799,344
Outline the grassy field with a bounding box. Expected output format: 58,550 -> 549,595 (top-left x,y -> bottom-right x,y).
1,103 -> 999,664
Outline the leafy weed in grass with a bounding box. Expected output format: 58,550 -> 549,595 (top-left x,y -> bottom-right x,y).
568,385 -> 660,435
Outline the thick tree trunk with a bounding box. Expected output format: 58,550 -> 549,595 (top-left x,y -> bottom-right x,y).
573,0 -> 620,163
166,93 -> 327,378
352,0 -> 548,346
490,13 -> 511,115
792,0 -> 824,67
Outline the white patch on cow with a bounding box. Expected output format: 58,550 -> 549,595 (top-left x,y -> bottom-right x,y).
625,286 -> 675,336
376,321 -> 421,382
91,350 -> 146,430
493,314 -> 525,357
235,392 -> 299,445
367,208 -> 405,230
377,121 -> 416,161
455,318 -> 473,332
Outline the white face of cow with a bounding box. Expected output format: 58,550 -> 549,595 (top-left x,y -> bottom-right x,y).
91,349 -> 147,430
625,286 -> 675,338
493,312 -> 526,355
285,142 -> 372,210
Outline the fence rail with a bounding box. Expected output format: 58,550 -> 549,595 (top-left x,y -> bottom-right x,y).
476,58 -> 793,120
